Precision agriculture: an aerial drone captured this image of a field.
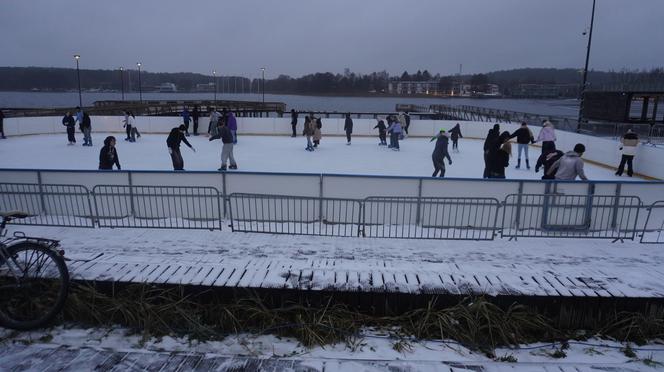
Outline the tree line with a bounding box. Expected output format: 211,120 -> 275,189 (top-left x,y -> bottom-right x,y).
1,66 -> 662,96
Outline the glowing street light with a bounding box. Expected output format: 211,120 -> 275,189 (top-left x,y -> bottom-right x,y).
74,54 -> 82,108
136,62 -> 143,103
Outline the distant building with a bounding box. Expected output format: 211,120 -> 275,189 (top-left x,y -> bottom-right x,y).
158,83 -> 177,93
195,82 -> 215,92
389,81 -> 440,95
451,84 -> 472,97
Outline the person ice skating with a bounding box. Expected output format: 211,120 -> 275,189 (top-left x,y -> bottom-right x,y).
449,123 -> 462,152
535,141 -> 564,180
537,120 -> 556,154
62,111 -> 76,145
75,106 -> 83,129
80,112 -> 93,146
290,109 -> 298,137
548,143 -> 588,181
387,116 -> 402,151
430,129 -> 452,177
122,111 -> 131,141
227,111 -> 237,144
210,119 -> 237,171
303,114 -> 314,151
313,117 -> 323,147
192,106 -> 200,135
483,124 -> 500,178
125,111 -> 139,142
167,124 -> 196,170
404,111 -> 411,135
208,108 -> 221,137
0,109 -> 6,139
616,129 -> 639,177
98,136 -> 121,170
181,107 -> 191,136
509,122 -> 535,169
374,117 -> 387,145
487,141 -> 511,179
344,113 -> 353,145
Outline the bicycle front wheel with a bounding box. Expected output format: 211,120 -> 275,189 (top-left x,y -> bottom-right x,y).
0,242 -> 70,330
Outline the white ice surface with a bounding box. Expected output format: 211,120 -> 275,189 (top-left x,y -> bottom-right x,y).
0,133 -> 641,180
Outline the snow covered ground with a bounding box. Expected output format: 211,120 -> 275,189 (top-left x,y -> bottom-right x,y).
0,133 -> 642,180
1,326 -> 662,371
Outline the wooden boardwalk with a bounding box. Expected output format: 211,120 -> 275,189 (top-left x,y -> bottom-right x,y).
66,251 -> 664,299
0,343 -> 645,371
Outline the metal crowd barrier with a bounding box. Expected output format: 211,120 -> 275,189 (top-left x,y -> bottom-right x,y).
0,183 -> 94,228
640,201 -> 664,244
501,194 -> 642,240
92,185 -> 223,230
362,196 -> 500,240
228,193 -> 362,237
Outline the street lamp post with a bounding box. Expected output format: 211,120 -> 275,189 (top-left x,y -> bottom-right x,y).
74,55 -> 82,108
119,67 -> 125,101
260,67 -> 265,105
577,0 -> 597,132
213,70 -> 217,104
136,62 -> 143,103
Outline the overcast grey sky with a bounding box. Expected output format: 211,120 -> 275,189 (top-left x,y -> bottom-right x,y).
1,0 -> 663,78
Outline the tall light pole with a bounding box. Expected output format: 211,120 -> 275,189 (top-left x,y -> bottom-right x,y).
136,62 -> 143,103
119,67 -> 125,101
261,68 -> 266,103
74,54 -> 82,108
213,70 -> 217,104
577,0 -> 596,132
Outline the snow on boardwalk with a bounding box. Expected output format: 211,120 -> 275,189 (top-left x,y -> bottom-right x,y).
22,225 -> 664,299
0,133 -> 640,180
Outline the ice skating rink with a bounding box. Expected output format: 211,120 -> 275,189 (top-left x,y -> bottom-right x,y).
0,133 -> 641,180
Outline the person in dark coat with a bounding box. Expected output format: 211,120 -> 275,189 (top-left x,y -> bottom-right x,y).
487,142 -> 511,179
430,130 -> 452,177
482,124 -> 500,178
166,125 -> 196,170
98,136 -> 121,170
0,109 -> 5,139
210,120 -> 237,171
449,123 -> 462,152
192,106 -> 200,135
344,113 -> 353,145
374,117 -> 387,145
62,111 -> 76,145
181,107 -> 191,136
509,122 -> 535,169
290,109 -> 298,137
535,141 -> 564,180
80,112 -> 92,146
403,112 -> 411,135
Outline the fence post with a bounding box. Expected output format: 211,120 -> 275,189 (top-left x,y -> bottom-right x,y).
37,170 -> 47,215
222,172 -> 227,219
611,183 -> 621,230
319,174 -> 324,222
514,181 -> 524,229
415,178 -> 422,226
128,171 -> 135,216
584,182 -> 596,229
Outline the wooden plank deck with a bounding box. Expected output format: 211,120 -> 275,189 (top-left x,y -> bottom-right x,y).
64,252 -> 664,300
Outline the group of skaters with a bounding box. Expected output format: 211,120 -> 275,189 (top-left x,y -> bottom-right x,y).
48,108 -> 645,178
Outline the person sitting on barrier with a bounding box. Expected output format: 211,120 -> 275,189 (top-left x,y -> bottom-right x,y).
167,125 -> 196,171
430,129 -> 452,177
535,141 -> 564,180
548,143 -> 588,181
99,136 -> 121,170
616,129 -> 639,177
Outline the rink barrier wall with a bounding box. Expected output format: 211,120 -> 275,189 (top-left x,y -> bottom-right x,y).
1,175 -> 662,242
3,116 -> 664,179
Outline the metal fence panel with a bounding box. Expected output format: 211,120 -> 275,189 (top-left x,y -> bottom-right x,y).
501,193 -> 641,240
640,201 -> 664,244
228,193 -> 361,237
362,196 -> 500,240
93,185 -> 222,230
0,183 -> 94,227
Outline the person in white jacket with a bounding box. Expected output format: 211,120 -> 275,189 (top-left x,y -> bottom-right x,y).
536,120 -> 556,154
615,129 -> 639,177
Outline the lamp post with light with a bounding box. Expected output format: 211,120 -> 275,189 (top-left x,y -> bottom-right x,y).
74,54 -> 82,108
213,70 -> 217,104
577,0 -> 596,132
260,67 -> 265,105
119,67 -> 125,101
137,62 -> 143,103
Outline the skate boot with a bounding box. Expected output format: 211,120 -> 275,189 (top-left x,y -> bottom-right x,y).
516,159 -> 521,169
526,159 -> 530,169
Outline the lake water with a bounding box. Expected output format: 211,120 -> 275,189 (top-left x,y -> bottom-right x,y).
0,91 -> 580,118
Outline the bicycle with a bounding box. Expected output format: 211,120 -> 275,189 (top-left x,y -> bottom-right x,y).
0,211 -> 70,330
